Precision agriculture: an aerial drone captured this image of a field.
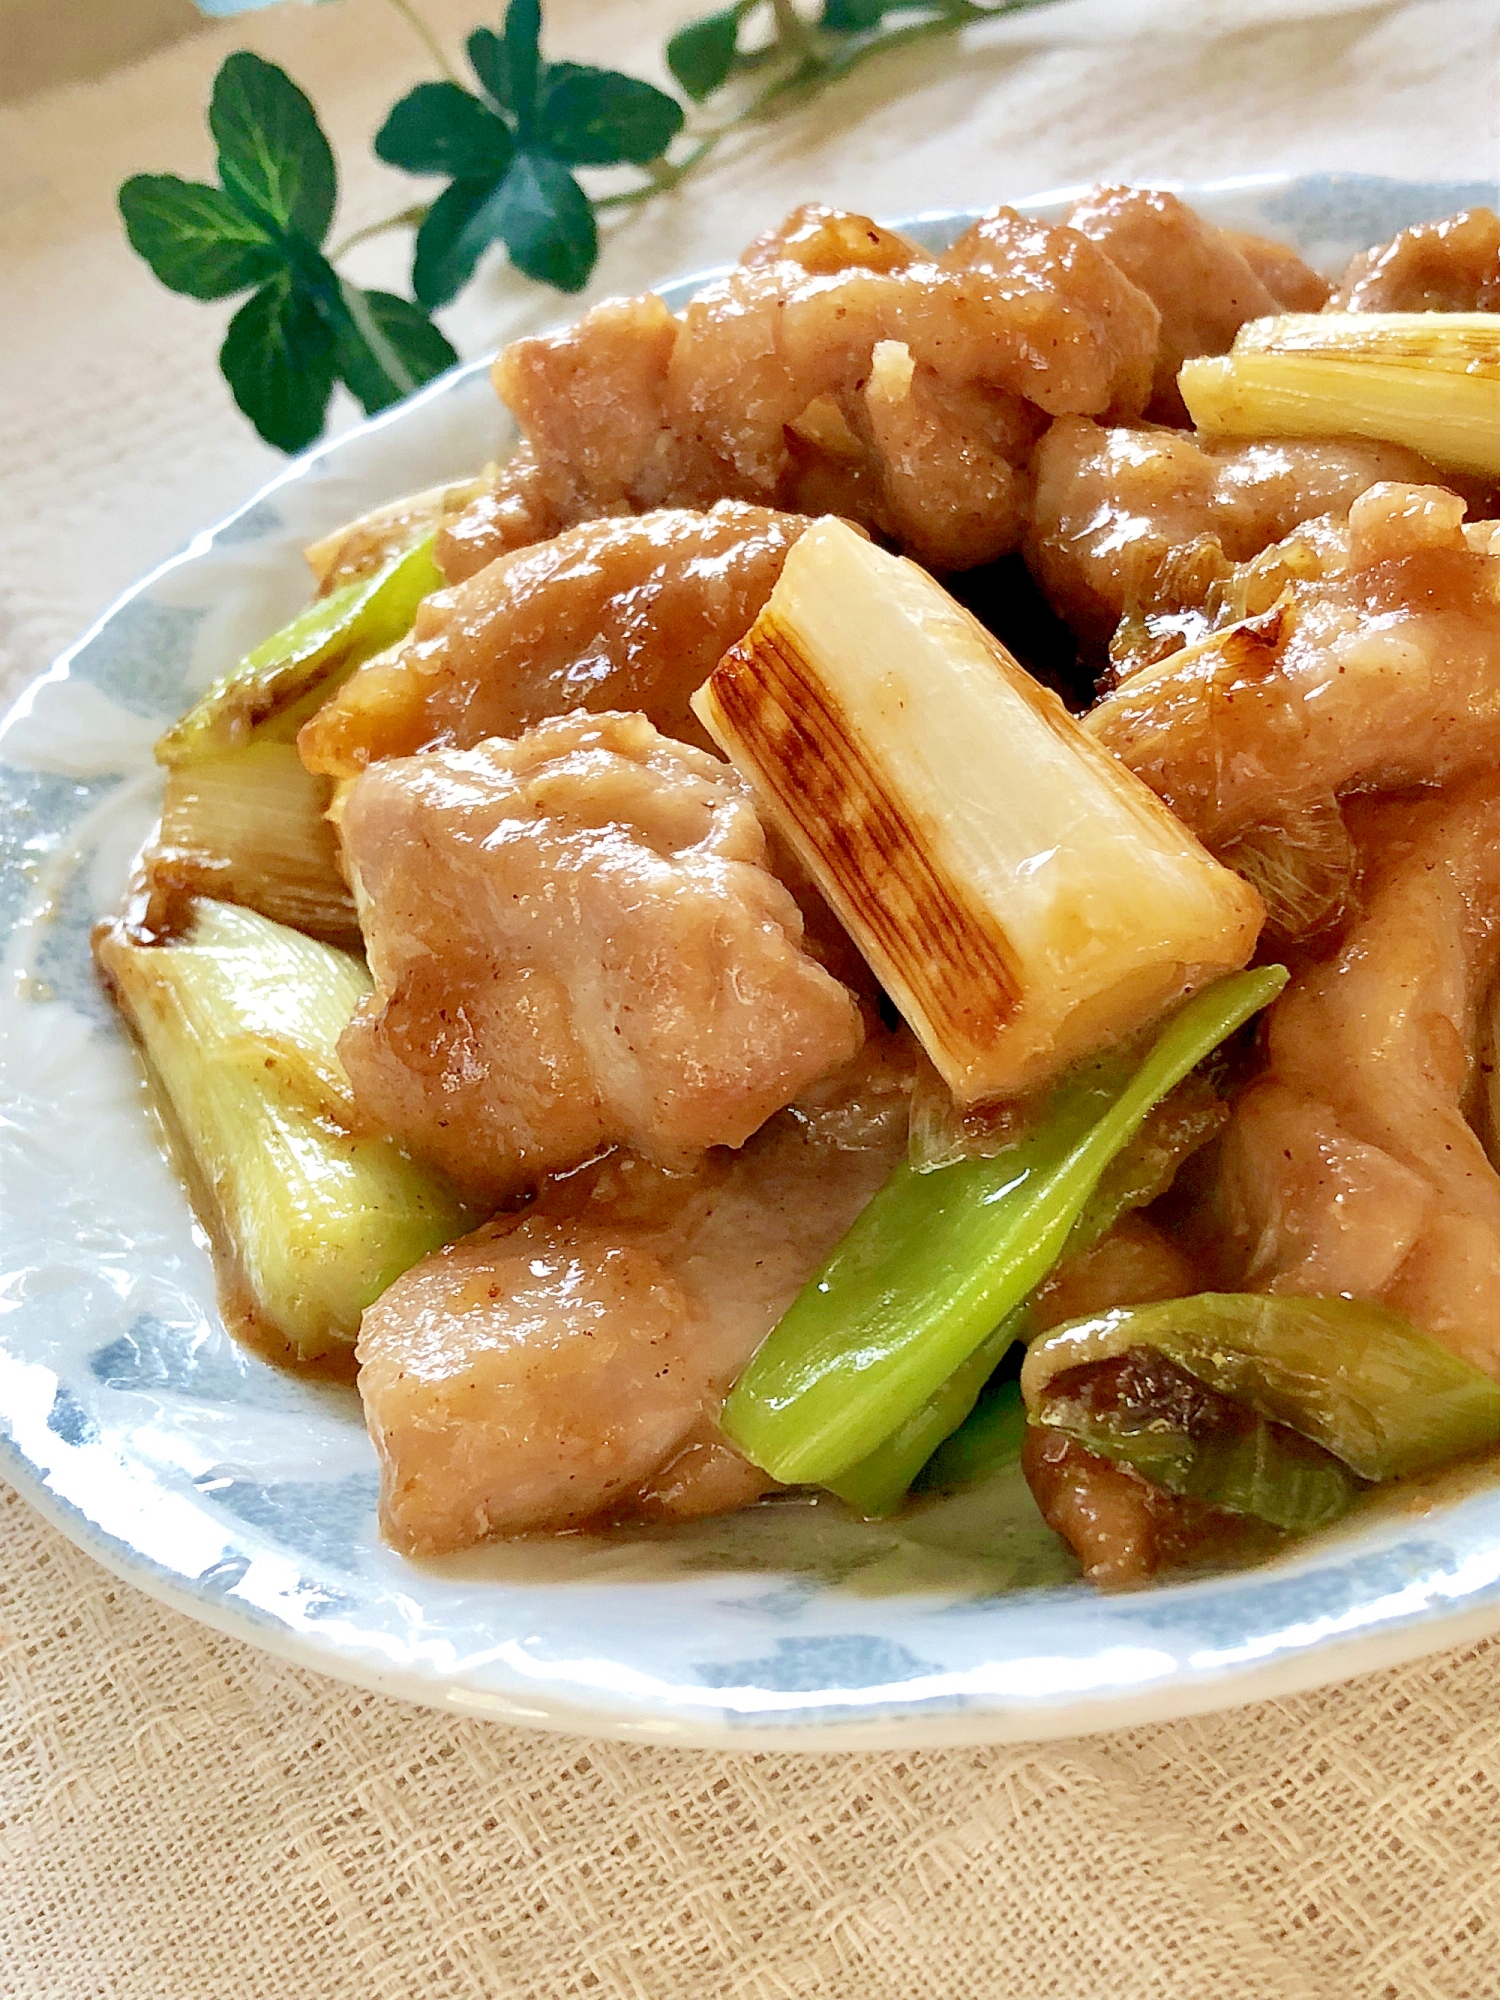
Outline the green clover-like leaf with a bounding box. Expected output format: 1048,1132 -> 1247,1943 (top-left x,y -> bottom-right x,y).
210,51 -> 336,244
502,0 -> 543,133
411,174 -> 507,309
820,0 -> 897,28
411,148 -> 597,306
495,150 -> 597,291
118,174 -> 282,298
219,271 -> 337,453
332,285 -> 460,414
666,6 -> 745,101
375,81 -> 513,179
539,64 -> 684,166
466,26 -> 513,113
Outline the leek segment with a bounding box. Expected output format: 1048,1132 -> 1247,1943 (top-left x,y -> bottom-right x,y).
721,966 -> 1287,1490
1042,1364 -> 1361,1534
302,474 -> 487,593
96,900 -> 472,1365
826,1311 -> 1025,1517
1180,311 -> 1500,479
916,1376 -> 1029,1496
148,740 -> 359,947
828,1074 -> 1228,1514
155,535 -> 443,766
693,518 -> 1263,1105
1022,1293 -> 1500,1483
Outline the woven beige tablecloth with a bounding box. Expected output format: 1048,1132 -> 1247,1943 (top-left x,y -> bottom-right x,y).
3,3 -> 1500,1994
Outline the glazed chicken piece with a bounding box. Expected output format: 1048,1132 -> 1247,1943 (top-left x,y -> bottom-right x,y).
1022,1431 -> 1262,1587
1066,184 -> 1330,423
338,711 -> 864,1204
437,201 -> 1160,578
357,1041 -> 912,1552
740,201 -> 923,276
299,503 -> 808,777
1214,776 -> 1500,1379
1027,416 -> 1439,656
1029,1212 -> 1202,1335
1086,484 -> 1500,858
1329,206 -> 1500,312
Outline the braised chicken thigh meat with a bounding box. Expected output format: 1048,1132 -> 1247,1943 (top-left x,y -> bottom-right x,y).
1027,419 -> 1440,657
301,502 -> 810,774
1215,778 -> 1500,1379
338,711 -> 863,1203
440,202 -> 1163,576
1328,205 -> 1500,312
360,1039 -> 911,1552
1064,183 -> 1331,424
1086,484 -> 1500,872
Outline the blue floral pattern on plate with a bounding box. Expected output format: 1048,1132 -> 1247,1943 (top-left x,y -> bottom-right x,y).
4,174 -> 1500,1747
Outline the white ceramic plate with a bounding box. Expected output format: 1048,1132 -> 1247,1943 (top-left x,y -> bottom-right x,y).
5,172 -> 1500,1749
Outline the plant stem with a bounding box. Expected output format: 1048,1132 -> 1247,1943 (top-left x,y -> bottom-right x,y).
329,203 -> 432,259
593,136 -> 723,212
381,0 -> 462,86
769,0 -> 819,62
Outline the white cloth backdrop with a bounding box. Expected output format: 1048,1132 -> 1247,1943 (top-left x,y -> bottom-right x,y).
2,3 -> 1499,1995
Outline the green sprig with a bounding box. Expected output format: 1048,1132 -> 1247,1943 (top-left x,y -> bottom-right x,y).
376,1 -> 685,305
120,51 -> 457,452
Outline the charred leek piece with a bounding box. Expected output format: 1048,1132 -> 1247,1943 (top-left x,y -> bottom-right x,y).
96,899 -> 471,1364
831,1074 -> 1227,1515
1180,312 -> 1500,479
721,965 -> 1287,1489
156,535 -> 443,766
693,517 -> 1263,1104
148,740 -> 359,947
1022,1294 -> 1500,1483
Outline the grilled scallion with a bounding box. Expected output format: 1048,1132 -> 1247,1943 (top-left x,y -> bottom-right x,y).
96,900 -> 472,1364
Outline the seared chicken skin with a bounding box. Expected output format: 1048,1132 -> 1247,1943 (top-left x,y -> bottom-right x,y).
338,711 -> 864,1203
1027,418 -> 1439,656
1087,484 -> 1500,855
1216,776 -> 1500,1378
300,502 -> 809,776
438,201 -> 1161,578
357,1041 -> 911,1551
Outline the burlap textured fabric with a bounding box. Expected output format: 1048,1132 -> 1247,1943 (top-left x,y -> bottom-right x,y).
3,4 -> 1498,1995
5,1484 -> 1499,1999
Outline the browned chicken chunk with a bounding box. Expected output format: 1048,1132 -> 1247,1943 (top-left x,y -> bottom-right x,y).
1215,775 -> 1500,1379
1066,184 -> 1330,423
1027,416 -> 1438,656
1086,483 -> 1500,857
1329,206 -> 1500,312
338,711 -> 865,1203
357,1042 -> 912,1551
437,202 -> 1160,578
1029,1212 -> 1202,1335
1022,1426 -> 1270,1588
1224,772 -> 1500,1384
299,502 -> 808,777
